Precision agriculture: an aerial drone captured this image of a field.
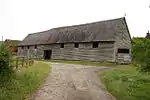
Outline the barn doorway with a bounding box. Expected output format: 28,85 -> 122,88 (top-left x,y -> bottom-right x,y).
44,50 -> 52,60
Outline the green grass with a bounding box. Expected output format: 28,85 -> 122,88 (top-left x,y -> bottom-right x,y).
46,60 -> 128,67
0,61 -> 51,100
99,66 -> 150,100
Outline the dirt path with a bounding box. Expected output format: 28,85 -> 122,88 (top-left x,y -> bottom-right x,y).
31,62 -> 116,100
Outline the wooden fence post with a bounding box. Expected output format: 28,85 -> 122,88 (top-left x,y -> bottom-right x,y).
29,58 -> 31,66
27,58 -> 29,67
22,57 -> 24,67
32,59 -> 34,65
25,58 -> 27,67
16,58 -> 18,69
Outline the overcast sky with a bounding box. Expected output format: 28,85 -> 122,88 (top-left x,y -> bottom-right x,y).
0,0 -> 150,41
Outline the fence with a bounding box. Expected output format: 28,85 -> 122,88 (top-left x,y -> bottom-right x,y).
12,57 -> 34,70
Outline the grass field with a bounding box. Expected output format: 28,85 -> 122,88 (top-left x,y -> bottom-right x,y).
99,66 -> 150,100
0,61 -> 51,100
46,60 -> 128,67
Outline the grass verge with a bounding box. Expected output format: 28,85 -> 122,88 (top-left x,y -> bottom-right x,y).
45,60 -> 128,67
99,66 -> 150,100
0,61 -> 51,100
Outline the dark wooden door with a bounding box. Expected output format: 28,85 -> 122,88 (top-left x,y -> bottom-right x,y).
44,50 -> 52,60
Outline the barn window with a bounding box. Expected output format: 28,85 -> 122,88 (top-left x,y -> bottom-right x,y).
74,43 -> 79,48
21,46 -> 24,49
118,49 -> 129,53
92,42 -> 98,48
27,46 -> 30,49
35,45 -> 37,49
60,43 -> 64,48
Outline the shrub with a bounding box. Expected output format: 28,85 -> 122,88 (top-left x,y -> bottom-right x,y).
0,43 -> 13,82
132,37 -> 150,72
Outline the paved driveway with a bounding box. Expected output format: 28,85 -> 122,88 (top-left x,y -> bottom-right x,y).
31,62 -> 116,100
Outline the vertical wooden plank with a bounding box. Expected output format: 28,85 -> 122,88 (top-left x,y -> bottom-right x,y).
16,57 -> 18,69
22,57 -> 24,67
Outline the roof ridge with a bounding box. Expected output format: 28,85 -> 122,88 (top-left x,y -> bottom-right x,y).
27,17 -> 125,35
28,29 -> 52,35
19,17 -> 127,46
53,17 -> 125,30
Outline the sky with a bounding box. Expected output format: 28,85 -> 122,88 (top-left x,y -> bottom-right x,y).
0,0 -> 150,41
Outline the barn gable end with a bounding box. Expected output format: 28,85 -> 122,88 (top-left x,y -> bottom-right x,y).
114,18 -> 132,63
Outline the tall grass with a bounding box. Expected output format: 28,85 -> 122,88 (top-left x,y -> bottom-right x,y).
0,61 -> 51,100
99,66 -> 150,100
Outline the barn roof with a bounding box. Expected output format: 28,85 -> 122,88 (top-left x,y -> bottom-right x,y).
19,17 -> 130,46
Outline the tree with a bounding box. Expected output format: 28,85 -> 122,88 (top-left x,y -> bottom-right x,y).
0,43 -> 13,82
132,37 -> 150,72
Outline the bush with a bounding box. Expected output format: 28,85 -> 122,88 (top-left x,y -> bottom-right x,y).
132,37 -> 150,72
0,44 -> 13,82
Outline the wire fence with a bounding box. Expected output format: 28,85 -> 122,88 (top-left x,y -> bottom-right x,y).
0,57 -> 35,71
0,41 -> 35,71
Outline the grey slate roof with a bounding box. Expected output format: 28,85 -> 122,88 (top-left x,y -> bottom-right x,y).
19,17 -> 130,46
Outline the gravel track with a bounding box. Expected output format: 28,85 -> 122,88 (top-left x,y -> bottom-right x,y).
30,62 -> 116,100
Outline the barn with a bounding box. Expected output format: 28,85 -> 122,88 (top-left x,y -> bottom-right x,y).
18,17 -> 132,63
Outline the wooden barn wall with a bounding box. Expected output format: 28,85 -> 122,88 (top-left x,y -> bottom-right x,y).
17,42 -> 115,62
115,19 -> 132,63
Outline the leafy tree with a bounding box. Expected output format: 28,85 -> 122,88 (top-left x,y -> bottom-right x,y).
132,37 -> 150,72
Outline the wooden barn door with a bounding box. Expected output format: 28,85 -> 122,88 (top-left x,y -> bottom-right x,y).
44,50 -> 52,60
